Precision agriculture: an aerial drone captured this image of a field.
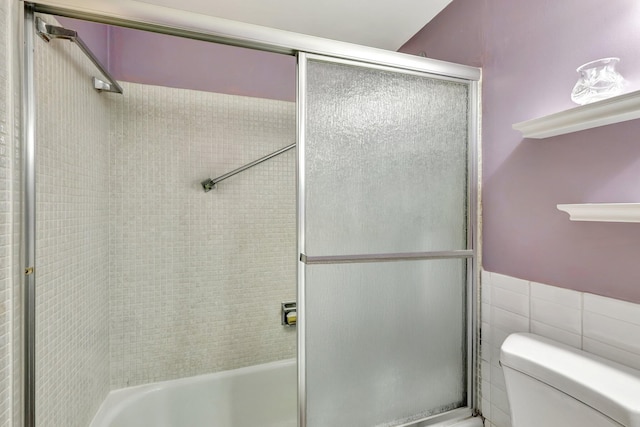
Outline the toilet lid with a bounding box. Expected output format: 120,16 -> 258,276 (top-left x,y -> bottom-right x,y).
500,333 -> 640,427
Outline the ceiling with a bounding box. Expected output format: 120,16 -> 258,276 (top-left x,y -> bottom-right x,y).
136,0 -> 453,51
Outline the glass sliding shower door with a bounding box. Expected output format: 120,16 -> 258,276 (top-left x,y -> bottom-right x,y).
297,53 -> 475,427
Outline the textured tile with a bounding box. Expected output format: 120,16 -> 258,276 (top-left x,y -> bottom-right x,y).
0,1 -> 16,425
490,383 -> 509,414
530,320 -> 581,349
480,398 -> 491,421
109,82 -> 296,388
530,281 -> 581,309
530,297 -> 581,335
480,361 -> 491,399
490,341 -> 503,366
583,337 -> 640,371
32,16 -> 297,424
490,404 -> 511,427
481,321 -> 492,362
481,269 -> 492,304
490,363 -> 506,391
492,286 -> 529,317
584,293 -> 640,326
583,311 -> 640,356
481,302 -> 491,324
34,14 -> 111,427
491,307 -> 529,335
491,273 -> 529,295
481,379 -> 491,403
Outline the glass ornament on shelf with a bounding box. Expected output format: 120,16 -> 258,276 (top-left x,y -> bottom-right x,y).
571,57 -> 625,105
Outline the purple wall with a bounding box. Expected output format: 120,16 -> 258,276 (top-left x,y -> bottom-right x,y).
401,0 -> 640,303
57,17 -> 110,69
57,17 -> 295,101
109,27 -> 295,101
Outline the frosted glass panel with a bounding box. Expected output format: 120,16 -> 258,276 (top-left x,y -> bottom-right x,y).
305,259 -> 467,427
305,59 -> 469,255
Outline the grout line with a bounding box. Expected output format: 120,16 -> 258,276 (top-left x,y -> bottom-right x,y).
527,280 -> 532,334
580,291 -> 584,350
582,305 -> 640,326
582,334 -> 639,355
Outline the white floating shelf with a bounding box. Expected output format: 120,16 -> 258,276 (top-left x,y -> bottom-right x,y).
513,89 -> 640,139
557,203 -> 640,223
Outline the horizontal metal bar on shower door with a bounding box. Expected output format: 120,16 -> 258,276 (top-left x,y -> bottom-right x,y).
34,17 -> 123,94
300,250 -> 474,265
201,143 -> 295,192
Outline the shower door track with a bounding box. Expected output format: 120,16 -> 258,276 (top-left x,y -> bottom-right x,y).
20,3 -> 480,427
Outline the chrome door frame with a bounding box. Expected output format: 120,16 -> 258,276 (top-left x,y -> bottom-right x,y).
296,52 -> 479,427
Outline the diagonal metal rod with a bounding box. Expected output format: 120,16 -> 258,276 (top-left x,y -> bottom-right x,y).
202,143 -> 296,192
35,17 -> 123,94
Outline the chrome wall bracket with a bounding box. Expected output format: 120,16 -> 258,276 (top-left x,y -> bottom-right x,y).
34,17 -> 123,94
93,77 -> 114,92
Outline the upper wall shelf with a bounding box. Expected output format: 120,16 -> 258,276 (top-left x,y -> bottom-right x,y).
557,203 -> 640,223
513,89 -> 640,139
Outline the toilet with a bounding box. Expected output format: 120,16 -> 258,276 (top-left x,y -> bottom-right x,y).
500,333 -> 640,427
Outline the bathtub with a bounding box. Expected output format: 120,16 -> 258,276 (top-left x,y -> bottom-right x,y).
90,359 -> 297,427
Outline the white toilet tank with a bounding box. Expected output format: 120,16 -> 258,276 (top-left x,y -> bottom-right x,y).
500,333 -> 640,427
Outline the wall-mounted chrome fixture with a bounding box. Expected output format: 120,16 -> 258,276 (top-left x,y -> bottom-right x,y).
281,302 -> 296,327
201,143 -> 295,192
34,17 -> 123,94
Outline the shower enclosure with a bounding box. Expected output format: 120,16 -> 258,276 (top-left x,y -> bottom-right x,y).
298,54 -> 475,426
20,1 -> 480,427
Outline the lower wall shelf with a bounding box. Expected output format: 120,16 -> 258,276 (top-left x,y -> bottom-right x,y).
557,203 -> 640,223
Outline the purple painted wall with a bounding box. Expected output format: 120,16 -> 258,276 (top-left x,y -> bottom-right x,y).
109,27 -> 295,101
57,17 -> 110,69
57,17 -> 295,101
401,0 -> 640,303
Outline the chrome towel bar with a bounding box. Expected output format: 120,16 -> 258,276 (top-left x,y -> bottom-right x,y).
35,17 -> 123,94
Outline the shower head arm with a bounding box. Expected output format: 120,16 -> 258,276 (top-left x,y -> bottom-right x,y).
201,142 -> 295,192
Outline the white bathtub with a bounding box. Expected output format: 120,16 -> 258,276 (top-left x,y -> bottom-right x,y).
90,359 -> 297,427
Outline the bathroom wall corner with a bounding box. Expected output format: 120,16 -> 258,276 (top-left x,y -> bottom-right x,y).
480,269 -> 640,427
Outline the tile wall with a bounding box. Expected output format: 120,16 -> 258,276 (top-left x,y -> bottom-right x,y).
26,19 -> 296,422
0,0 -> 16,425
34,15 -> 112,427
0,3 -> 9,419
108,82 -> 297,388
8,1 -> 20,424
480,270 -> 640,427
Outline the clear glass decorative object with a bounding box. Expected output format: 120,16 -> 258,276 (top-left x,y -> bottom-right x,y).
571,57 -> 625,105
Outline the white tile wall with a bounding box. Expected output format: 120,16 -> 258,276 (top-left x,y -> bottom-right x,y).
583,294 -> 640,370
28,17 -> 296,423
108,82 -> 296,388
481,270 -> 640,427
530,281 -> 582,348
8,2 -> 21,424
34,15 -> 111,427
0,0 -> 15,425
